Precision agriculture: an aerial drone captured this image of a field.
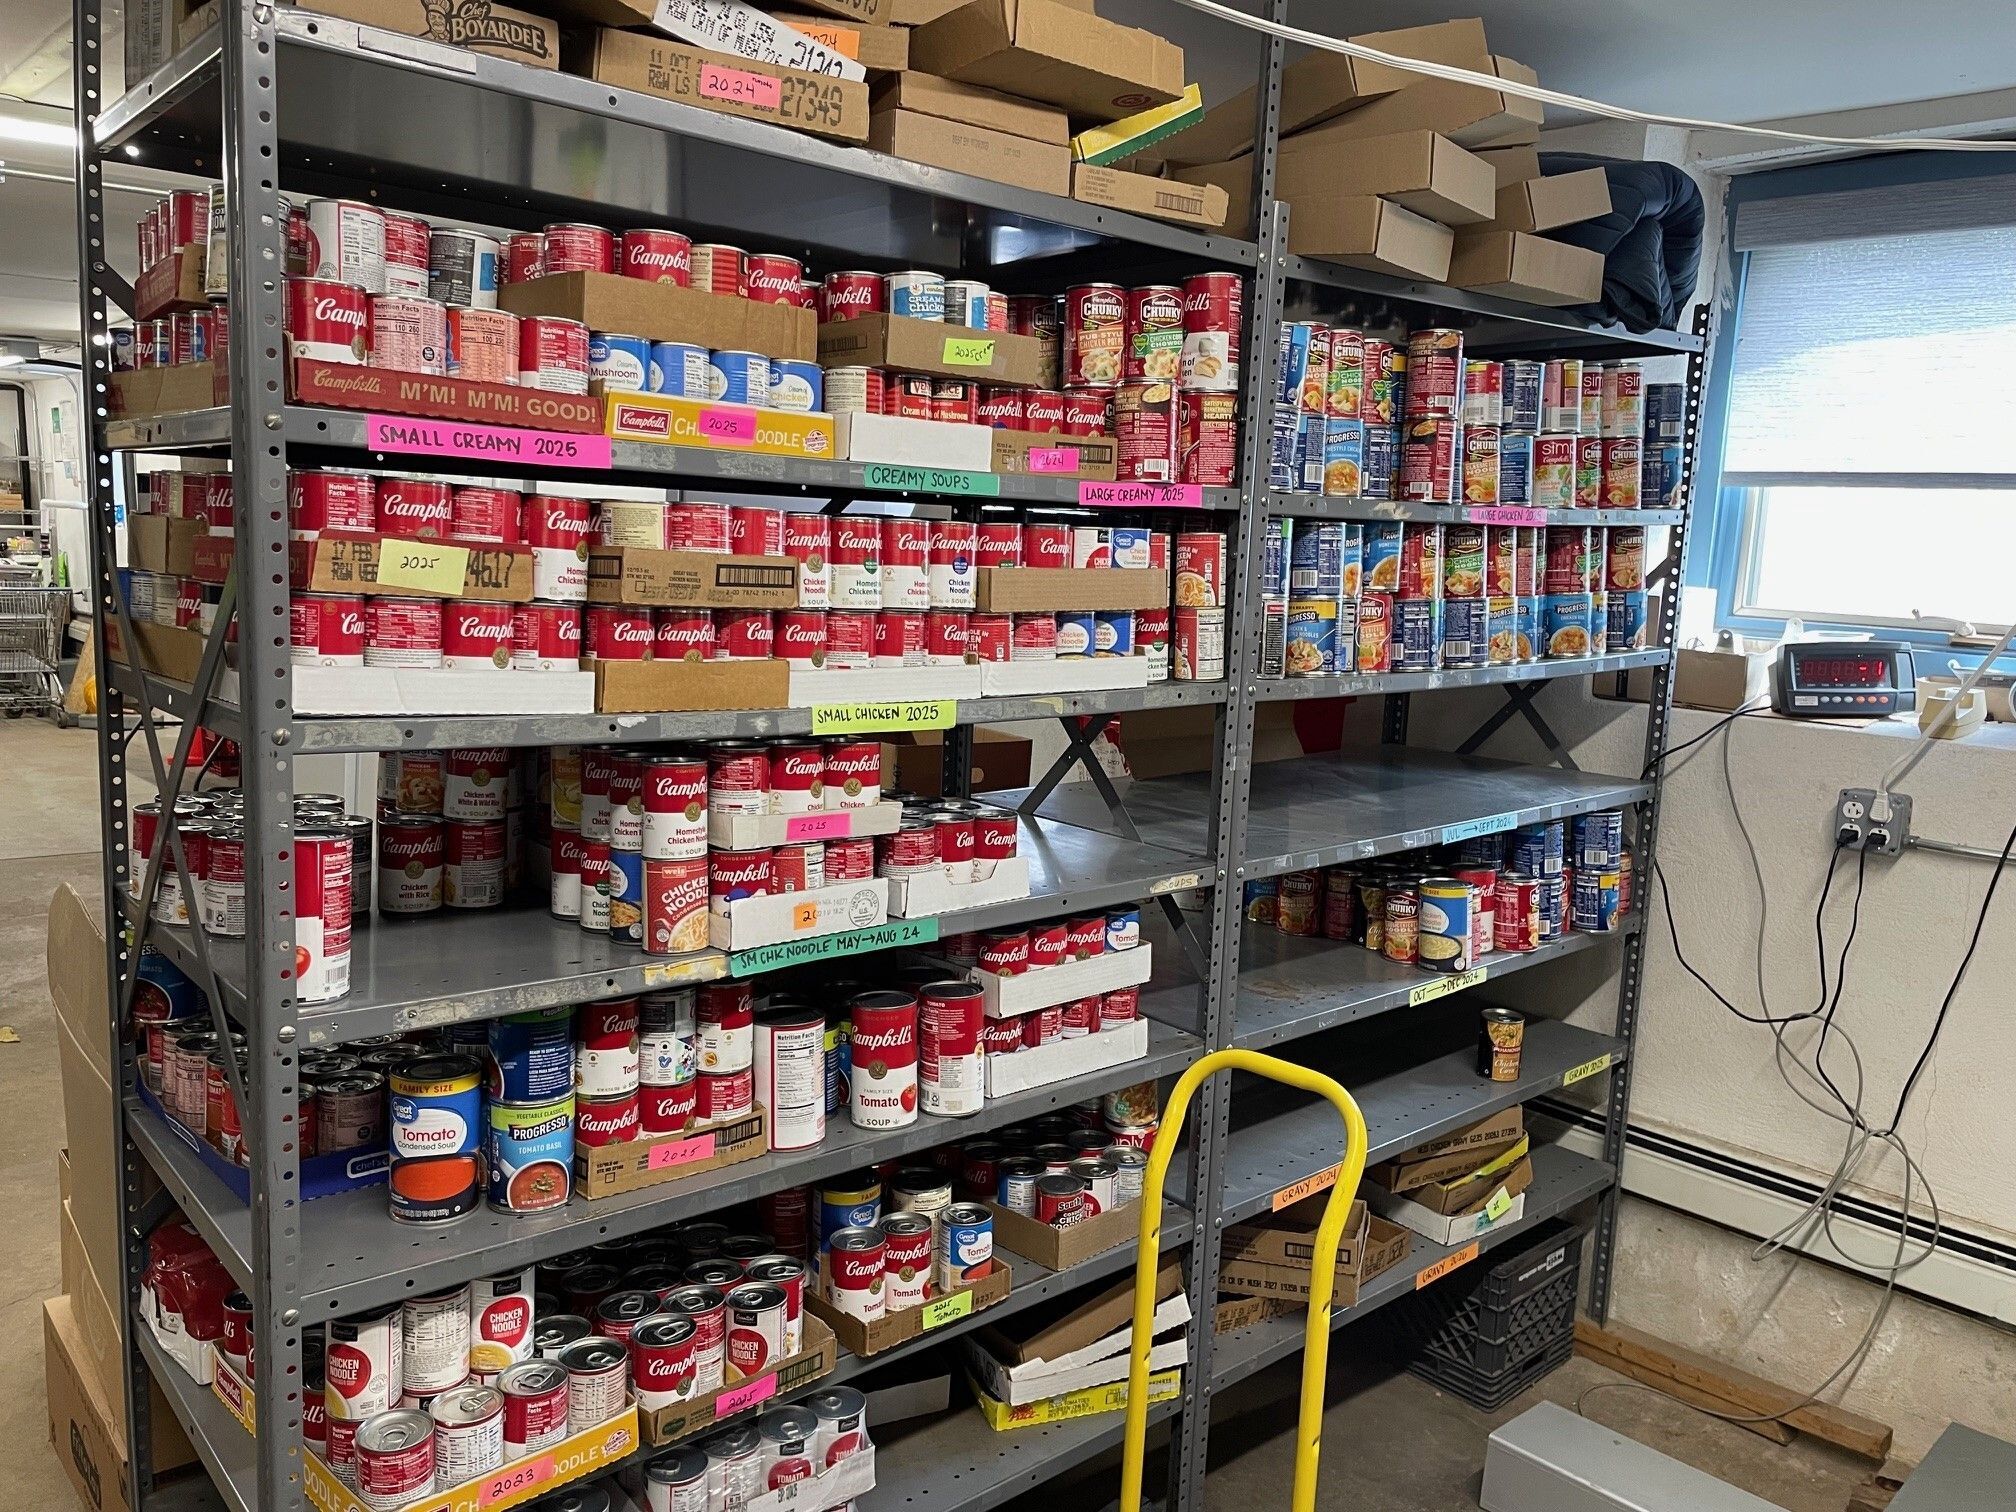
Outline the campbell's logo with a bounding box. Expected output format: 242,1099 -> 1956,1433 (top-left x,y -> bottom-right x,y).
778,620 -> 825,651
381,831 -> 443,864
851,1025 -> 913,1054
1078,289 -> 1125,324
747,265 -> 800,297
303,1396 -> 327,1430
332,609 -> 364,637
831,1250 -> 882,1283
1136,290 -> 1183,326
480,1300 -> 531,1345
624,247 -> 688,276
382,492 -> 447,520
578,1101 -> 638,1137
310,296 -> 366,329
453,611 -> 511,641
1465,432 -> 1498,459
604,619 -> 654,647
638,1352 -> 694,1384
713,853 -> 770,886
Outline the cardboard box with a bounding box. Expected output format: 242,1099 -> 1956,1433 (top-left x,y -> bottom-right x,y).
301,0 -> 560,69
580,28 -> 871,143
868,108 -> 1071,196
62,1198 -> 125,1409
1170,158 -> 1256,236
970,1282 -> 1188,1402
1217,1216 -> 1411,1305
1224,1197 -> 1373,1275
1291,58 -> 1543,151
1165,17 -> 1492,166
134,245 -> 208,321
1071,164 -> 1229,230
500,272 -> 816,362
788,663 -> 983,706
602,391 -> 839,460
1448,230 -> 1605,306
1625,648 -> 1770,712
645,1315 -> 839,1443
1278,129 -> 1495,226
108,362 -> 228,418
1487,167 -> 1612,233
290,359 -> 605,431
970,1360 -> 1183,1430
103,617 -> 211,685
594,657 -> 792,714
882,727 -> 1030,798
292,534 -> 534,602
51,889 -> 139,1306
772,12 -> 909,72
808,1260 -> 1014,1358
909,0 -> 1184,121
1213,1294 -> 1292,1334
1372,1138 -> 1530,1216
984,1017 -> 1146,1098
126,514 -> 208,577
709,800 -> 902,851
885,855 -> 1032,918
988,430 -> 1116,480
647,0 -> 868,79
45,1297 -> 196,1512
1369,1182 -> 1527,1245
1287,196 -> 1454,281
1395,1105 -> 1524,1163
1008,1262 -> 1183,1364
885,0 -> 964,21
834,410 -> 996,471
1478,144 -> 1541,186
973,941 -> 1153,1018
1073,85 -> 1204,166
574,1110 -> 766,1197
871,70 -> 1069,143
1371,1140 -> 1524,1197
709,877 -> 890,952
973,566 -> 1169,614
585,547 -> 799,608
983,1192 -> 1143,1272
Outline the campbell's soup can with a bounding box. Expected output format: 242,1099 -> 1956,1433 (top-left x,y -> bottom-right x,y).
541,221 -> 614,275
1115,381 -> 1178,482
977,385 -> 1025,429
366,596 -> 444,670
1178,390 -> 1237,485
284,276 -> 370,365
526,494 -> 592,602
518,315 -> 590,393
303,198 -> 386,292
620,227 -> 690,285
367,294 -> 448,376
1180,272 -> 1242,391
513,602 -> 580,672
375,476 -> 452,541
294,828 -> 354,1003
449,485 -> 522,547
290,468 -> 376,536
819,270 -> 882,322
442,601 -> 514,670
919,981 -> 985,1117
828,516 -> 882,612
1063,283 -> 1126,387
783,513 -> 830,608
847,991 -> 917,1130
292,592 -> 365,667
1126,285 -> 1185,383
1173,606 -> 1224,681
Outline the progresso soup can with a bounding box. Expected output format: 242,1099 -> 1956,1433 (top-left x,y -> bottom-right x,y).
486,1097 -> 574,1213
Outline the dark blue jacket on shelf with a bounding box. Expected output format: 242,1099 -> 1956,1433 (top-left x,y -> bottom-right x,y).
1537,152 -> 1706,333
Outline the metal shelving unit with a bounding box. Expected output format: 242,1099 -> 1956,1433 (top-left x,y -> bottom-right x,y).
78,2 -> 1711,1508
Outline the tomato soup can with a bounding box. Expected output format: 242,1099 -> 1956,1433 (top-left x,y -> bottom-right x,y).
485,1097 -> 573,1213
936,1204 -> 993,1293
828,1227 -> 886,1321
847,991 -> 917,1129
542,221 -> 615,275
879,1212 -> 932,1311
755,1005 -> 826,1153
1496,872 -> 1541,953
920,980 -> 985,1118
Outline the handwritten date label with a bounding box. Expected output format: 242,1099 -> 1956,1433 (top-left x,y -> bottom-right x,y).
697,63 -> 783,110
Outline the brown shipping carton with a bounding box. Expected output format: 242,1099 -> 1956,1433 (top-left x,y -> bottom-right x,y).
45,1297 -> 196,1512
871,70 -> 1069,143
594,658 -> 793,714
817,312 -> 1051,387
575,1111 -> 766,1196
301,0 -> 559,68
909,0 -> 1185,121
772,13 -> 910,72
547,0 -> 886,27
499,272 -> 815,362
1403,1106 -> 1525,1162
1289,57 -> 1543,151
1371,1140 -> 1519,1195
1172,159 -> 1256,237
1213,1295 -> 1292,1335
989,430 -> 1117,480
1072,164 -> 1229,230
1448,229 -> 1605,306
103,619 -> 208,686
1218,1218 -> 1412,1305
1224,1197 -> 1374,1276
1279,129 -> 1495,226
586,547 -> 800,609
886,0 -> 967,22
1287,196 -> 1454,281
881,728 -> 1031,797
1479,144 -> 1542,186
1487,167 -> 1612,233
983,1195 -> 1142,1271
868,109 -> 1070,196
583,28 -> 872,143
293,535 -> 534,602
1164,17 -> 1492,166
1009,1262 -> 1184,1364
975,567 -> 1170,613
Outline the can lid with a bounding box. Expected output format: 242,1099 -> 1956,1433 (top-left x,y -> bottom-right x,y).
631,1313 -> 698,1348
595,1289 -> 661,1324
529,1314 -> 591,1351
389,1052 -> 484,1090
805,1385 -> 868,1422
356,1409 -> 433,1453
430,1384 -> 503,1426
726,1281 -> 785,1311
643,1448 -> 709,1486
557,1336 -> 628,1373
703,1421 -> 764,1457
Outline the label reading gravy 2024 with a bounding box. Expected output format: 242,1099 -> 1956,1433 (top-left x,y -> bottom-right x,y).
365,414 -> 612,468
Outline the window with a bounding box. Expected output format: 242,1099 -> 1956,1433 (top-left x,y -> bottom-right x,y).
1713,200 -> 2016,634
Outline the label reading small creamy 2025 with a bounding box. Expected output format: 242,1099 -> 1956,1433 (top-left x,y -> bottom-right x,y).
862,464 -> 1002,496
812,699 -> 956,735
365,414 -> 612,468
375,541 -> 470,596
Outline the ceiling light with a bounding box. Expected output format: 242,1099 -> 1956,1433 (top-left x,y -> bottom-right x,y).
123,144 -> 140,157
0,117 -> 75,149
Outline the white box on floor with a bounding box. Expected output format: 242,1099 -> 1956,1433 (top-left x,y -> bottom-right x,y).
979,656 -> 1151,696
836,411 -> 994,470
886,855 -> 1032,918
984,1017 -> 1146,1097
708,800 -> 903,851
788,663 -> 985,706
291,667 -> 597,716
1367,1186 -> 1527,1245
708,878 -> 889,953
975,943 -> 1153,1018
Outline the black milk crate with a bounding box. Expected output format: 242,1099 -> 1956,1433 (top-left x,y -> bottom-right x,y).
1383,1221 -> 1585,1378
1407,1332 -> 1574,1411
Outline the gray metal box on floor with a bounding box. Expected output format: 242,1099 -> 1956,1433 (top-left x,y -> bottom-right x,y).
1482,1402 -> 1786,1512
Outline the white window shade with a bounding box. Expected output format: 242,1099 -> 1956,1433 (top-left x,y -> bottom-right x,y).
1723,226 -> 2016,476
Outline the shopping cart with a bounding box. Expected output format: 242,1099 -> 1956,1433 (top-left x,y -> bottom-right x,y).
1121,1051 -> 1368,1512
0,585 -> 70,717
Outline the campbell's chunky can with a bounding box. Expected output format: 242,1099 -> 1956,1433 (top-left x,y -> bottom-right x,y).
1063,283 -> 1127,387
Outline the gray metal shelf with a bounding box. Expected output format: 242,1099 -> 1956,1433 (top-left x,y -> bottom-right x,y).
135,1326 -> 255,1512
1267,494 -> 1685,527
107,405 -> 1244,506
127,1022 -> 1201,1313
1236,922 -> 1634,1050
869,1393 -> 1181,1512
129,811 -> 1208,1044
1005,749 -> 1653,882
1255,650 -> 1670,704
126,1098 -> 258,1299
1208,1144 -> 1617,1392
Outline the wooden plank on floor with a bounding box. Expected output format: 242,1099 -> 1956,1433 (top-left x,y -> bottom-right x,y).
1573,1337 -> 1797,1446
1575,1321 -> 1893,1461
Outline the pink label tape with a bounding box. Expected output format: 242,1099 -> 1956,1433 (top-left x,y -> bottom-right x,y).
366,415 -> 612,469
785,811 -> 852,841
698,64 -> 782,111
1028,446 -> 1081,474
1467,505 -> 1548,527
1078,481 -> 1204,508
696,405 -> 759,445
645,1132 -> 717,1171
479,1453 -> 556,1506
715,1373 -> 778,1417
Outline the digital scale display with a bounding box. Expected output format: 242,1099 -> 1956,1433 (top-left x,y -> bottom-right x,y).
1773,641 -> 1915,717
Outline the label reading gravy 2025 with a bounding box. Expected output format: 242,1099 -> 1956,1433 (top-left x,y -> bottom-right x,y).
366,414 -> 612,468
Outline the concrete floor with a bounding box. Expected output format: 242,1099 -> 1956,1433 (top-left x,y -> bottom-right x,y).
0,718 -> 1871,1511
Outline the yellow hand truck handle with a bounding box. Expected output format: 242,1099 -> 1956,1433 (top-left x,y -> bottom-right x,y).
1120,1048 -> 1369,1512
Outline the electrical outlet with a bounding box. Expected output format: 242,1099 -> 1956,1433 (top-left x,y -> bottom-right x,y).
1835,788 -> 1910,854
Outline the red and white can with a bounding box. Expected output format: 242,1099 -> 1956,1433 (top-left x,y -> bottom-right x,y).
525,493 -> 592,602
294,829 -> 354,1003
444,820 -> 506,909
1063,284 -> 1127,388
661,1287 -> 727,1393
1178,391 -> 1238,485
289,468 -> 376,537
767,740 -> 826,814
642,757 -> 707,861
925,610 -> 969,667
847,992 -> 918,1130
442,601 -> 514,670
1023,388 -> 1067,435
825,836 -> 874,882
745,253 -> 803,306
707,743 -> 768,816
326,1306 -> 400,1422
872,610 -> 925,668
368,294 -> 448,375
772,842 -> 825,892
1404,329 -> 1465,419
819,271 -> 882,323
928,520 -> 976,609
977,386 -> 1026,429
824,610 -> 873,670
1180,272 -> 1243,392
972,811 -> 1017,878
977,522 -> 1021,568
365,596 -> 444,669
827,1229 -> 886,1323
517,314 -> 590,394
646,857 -> 710,956
375,476 -> 452,541
354,1413 -> 435,1511
620,228 -> 691,286
754,1006 -> 826,1153
879,518 -> 930,610
829,517 -> 882,611
667,501 -> 731,553
1174,532 -> 1225,609
709,848 -> 773,916
381,213 -> 431,298
284,276 -> 371,365
502,232 -> 545,285
1023,522 -> 1071,569
499,1360 -> 569,1459
968,612 -> 1011,662
542,222 -> 615,275
729,504 -> 783,557
689,243 -> 747,297
932,379 -> 976,424
303,199 -> 386,292
377,816 -> 443,916
713,607 -> 774,660
512,602 -> 581,671
291,592 -> 365,667
448,485 -> 522,547
823,740 -> 879,809
641,1078 -> 698,1136
881,1215 -> 932,1310
575,1092 -> 640,1147
1062,388 -> 1112,436
654,608 -> 713,663
442,748 -> 513,824
629,1315 -> 699,1412
1010,612 -> 1056,662
783,513 -> 831,608
584,604 -> 655,664
920,981 -> 985,1117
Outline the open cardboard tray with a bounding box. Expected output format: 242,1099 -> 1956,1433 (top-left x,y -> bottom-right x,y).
885,855 -> 1032,918
709,800 -> 903,851
982,1192 -> 1144,1273
644,1314 -> 839,1444
985,1017 -> 1146,1098
973,943 -> 1154,1018
585,547 -> 799,609
292,534 -> 534,602
574,1109 -> 766,1199
1217,1216 -> 1412,1305
135,244 -> 208,320
600,391 -> 839,460
989,430 -> 1117,480
806,1258 -> 1015,1358
817,313 -> 1049,388
289,358 -> 605,432
742,1448 -> 876,1511
835,410 -> 994,470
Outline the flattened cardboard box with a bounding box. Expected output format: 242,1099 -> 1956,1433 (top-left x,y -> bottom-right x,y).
1212,1294 -> 1292,1335
1008,1261 -> 1183,1365
1278,129 -> 1495,226
293,534 -> 535,602
974,566 -> 1169,613
1395,1104 -> 1523,1163
290,358 -> 605,431
1286,57 -> 1543,151
586,546 -> 800,608
1287,195 -> 1453,282
582,27 -> 872,143
1072,164 -> 1228,230
818,311 -> 1050,387
909,0 -> 1184,121
989,430 -> 1115,480
500,272 -> 815,362
1448,229 -> 1604,306
869,109 -> 1070,197
871,69 -> 1069,144
1216,1217 -> 1411,1305
595,657 -> 792,713
1487,167 -> 1612,234
1163,17 -> 1492,166
772,11 -> 909,71
301,0 -> 560,68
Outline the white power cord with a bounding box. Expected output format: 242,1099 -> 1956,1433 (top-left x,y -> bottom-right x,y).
1163,0 -> 2016,154
1874,620 -> 2016,821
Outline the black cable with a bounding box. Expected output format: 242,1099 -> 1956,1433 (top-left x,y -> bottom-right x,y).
1652,843 -> 1845,1027
1808,846 -> 1869,1117
1880,818 -> 2016,1135
1639,703 -> 1774,779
